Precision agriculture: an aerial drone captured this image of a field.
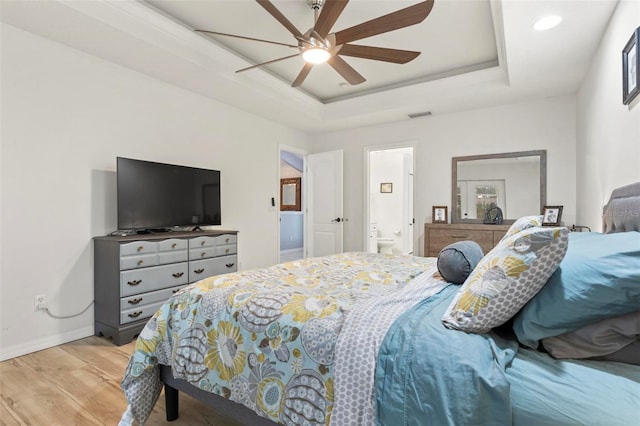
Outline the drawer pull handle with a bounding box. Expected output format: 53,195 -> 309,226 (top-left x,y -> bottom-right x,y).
194,268 -> 205,274
201,241 -> 205,246
226,263 -> 235,268
172,272 -> 184,278
201,251 -> 206,257
172,243 -> 177,249
128,298 -> 143,305
128,311 -> 143,319
172,288 -> 180,294
127,279 -> 142,286
451,234 -> 468,239
137,260 -> 144,266
225,248 -> 230,254
225,238 -> 230,243
137,246 -> 144,252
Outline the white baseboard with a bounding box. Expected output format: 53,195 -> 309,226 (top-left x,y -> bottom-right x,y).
0,326 -> 95,361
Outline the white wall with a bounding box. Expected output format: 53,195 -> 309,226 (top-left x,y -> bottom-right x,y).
312,95 -> 577,255
576,0 -> 640,231
0,24 -> 311,359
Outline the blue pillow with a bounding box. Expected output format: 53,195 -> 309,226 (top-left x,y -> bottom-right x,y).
436,241 -> 484,284
513,231 -> 640,348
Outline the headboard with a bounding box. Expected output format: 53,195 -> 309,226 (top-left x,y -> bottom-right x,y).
602,182 -> 640,233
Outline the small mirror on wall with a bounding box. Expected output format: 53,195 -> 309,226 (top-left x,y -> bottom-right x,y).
280,178 -> 301,211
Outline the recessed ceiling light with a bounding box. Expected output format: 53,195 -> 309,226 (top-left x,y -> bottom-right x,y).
533,15 -> 562,31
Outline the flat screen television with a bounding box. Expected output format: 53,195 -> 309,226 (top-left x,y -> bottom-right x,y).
117,157 -> 221,231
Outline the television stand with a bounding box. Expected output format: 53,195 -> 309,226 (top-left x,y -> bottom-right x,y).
93,230 -> 238,345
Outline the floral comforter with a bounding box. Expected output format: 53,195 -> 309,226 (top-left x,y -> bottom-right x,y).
120,252 -> 436,425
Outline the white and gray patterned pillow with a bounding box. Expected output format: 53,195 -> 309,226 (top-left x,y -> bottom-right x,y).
442,226 -> 568,333
500,215 -> 543,243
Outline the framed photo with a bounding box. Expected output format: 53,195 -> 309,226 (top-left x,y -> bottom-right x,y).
432,206 -> 448,224
542,205 -> 563,226
623,27 -> 640,105
380,182 -> 393,193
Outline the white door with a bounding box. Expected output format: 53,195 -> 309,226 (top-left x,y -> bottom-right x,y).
306,150 -> 343,257
404,154 -> 414,254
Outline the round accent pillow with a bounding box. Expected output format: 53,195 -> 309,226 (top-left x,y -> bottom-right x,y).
437,241 -> 484,284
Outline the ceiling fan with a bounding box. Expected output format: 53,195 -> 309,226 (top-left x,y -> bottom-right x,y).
195,0 -> 435,87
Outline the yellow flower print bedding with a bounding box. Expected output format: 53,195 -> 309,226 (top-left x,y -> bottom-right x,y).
121,252 -> 434,425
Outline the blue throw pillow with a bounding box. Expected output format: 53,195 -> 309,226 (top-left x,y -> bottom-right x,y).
437,241 -> 484,284
513,231 -> 640,348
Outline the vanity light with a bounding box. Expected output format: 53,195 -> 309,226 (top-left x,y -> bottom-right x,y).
533,15 -> 562,31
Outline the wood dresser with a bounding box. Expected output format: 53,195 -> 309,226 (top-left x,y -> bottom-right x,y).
424,223 -> 510,257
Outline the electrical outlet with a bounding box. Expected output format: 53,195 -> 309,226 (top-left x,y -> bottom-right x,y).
34,294 -> 47,312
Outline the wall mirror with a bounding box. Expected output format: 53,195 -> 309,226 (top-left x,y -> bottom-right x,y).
280,177 -> 301,211
451,150 -> 546,224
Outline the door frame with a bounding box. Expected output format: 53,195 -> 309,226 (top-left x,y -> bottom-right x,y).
363,143 -> 416,255
278,144 -> 308,264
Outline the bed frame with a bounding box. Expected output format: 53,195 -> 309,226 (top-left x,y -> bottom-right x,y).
160,365 -> 276,424
160,181 -> 640,423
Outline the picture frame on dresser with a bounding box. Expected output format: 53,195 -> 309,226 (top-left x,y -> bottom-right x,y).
542,206 -> 563,226
622,26 -> 640,105
432,206 -> 448,224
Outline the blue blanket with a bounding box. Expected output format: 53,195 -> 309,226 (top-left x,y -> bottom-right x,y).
375,285 -> 640,425
375,285 -> 519,426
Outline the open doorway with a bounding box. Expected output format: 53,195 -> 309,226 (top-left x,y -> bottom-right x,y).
279,148 -> 305,262
366,146 -> 414,255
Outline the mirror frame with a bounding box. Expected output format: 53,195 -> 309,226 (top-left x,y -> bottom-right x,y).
280,177 -> 301,211
451,150 -> 547,224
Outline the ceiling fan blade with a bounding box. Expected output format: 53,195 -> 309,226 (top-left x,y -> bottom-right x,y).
236,54 -> 300,73
256,0 -> 303,39
328,55 -> 366,85
313,0 -> 349,39
195,30 -> 299,48
334,0 -> 435,45
339,44 -> 420,64
292,63 -> 314,87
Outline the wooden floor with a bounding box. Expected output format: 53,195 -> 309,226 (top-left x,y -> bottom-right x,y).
0,336 -> 242,425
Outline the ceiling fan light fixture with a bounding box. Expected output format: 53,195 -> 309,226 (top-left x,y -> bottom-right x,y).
533,15 -> 562,31
302,47 -> 330,64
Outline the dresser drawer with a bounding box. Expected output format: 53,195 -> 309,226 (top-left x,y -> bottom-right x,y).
158,238 -> 188,252
120,262 -> 189,297
215,234 -> 237,246
189,247 -> 217,260
120,300 -> 166,325
189,255 -> 237,282
120,241 -> 157,256
424,224 -> 511,257
120,253 -> 158,270
190,236 -> 216,248
120,285 -> 186,311
158,250 -> 188,264
215,244 -> 237,257
428,229 -> 494,254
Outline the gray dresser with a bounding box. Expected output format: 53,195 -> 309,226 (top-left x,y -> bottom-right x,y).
94,230 -> 238,345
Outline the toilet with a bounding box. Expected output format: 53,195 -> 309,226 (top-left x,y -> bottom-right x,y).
377,237 -> 395,254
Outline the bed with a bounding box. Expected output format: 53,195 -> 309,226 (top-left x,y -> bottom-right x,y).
119,182 -> 640,425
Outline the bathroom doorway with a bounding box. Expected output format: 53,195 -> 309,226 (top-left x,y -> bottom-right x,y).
279,147 -> 305,262
366,146 -> 414,255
